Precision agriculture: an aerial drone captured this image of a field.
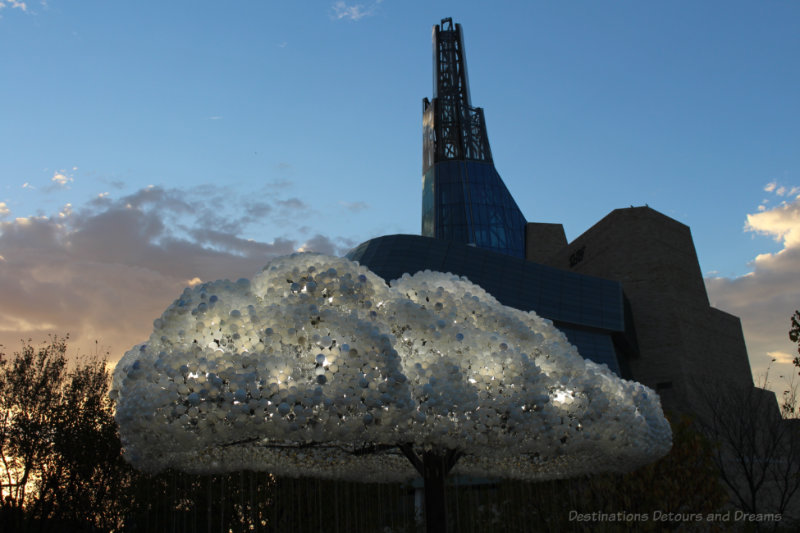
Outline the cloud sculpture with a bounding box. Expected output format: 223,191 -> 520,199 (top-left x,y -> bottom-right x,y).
112,253 -> 671,481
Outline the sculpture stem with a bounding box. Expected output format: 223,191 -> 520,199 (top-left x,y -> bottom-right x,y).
399,445 -> 462,532
422,451 -> 448,532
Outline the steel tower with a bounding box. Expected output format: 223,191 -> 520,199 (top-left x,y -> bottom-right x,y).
421,18 -> 527,257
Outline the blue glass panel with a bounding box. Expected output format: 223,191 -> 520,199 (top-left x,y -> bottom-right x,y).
557,326 -> 622,376
346,235 -> 626,334
464,162 -> 526,257
345,235 -> 629,376
427,160 -> 526,258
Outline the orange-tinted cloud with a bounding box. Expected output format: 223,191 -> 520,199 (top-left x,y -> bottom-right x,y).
0,185 -> 351,365
706,189 -> 800,391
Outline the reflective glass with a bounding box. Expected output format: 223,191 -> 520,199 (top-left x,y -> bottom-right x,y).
426,161 -> 527,257
557,326 -> 622,376
346,235 -> 625,332
346,235 -> 629,376
421,168 -> 435,237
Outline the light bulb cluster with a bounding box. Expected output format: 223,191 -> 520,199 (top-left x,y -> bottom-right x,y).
112,253 -> 671,480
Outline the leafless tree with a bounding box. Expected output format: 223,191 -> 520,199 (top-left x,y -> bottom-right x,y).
694,369 -> 800,520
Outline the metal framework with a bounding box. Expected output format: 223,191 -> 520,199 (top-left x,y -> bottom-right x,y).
423,17 -> 492,171
421,18 -> 527,258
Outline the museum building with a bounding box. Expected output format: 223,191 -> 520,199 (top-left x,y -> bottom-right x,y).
347,18 -> 757,414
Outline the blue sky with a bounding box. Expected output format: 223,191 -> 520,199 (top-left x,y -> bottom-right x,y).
1,1 -> 799,395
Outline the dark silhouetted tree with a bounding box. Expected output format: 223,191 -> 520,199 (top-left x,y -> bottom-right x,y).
0,337 -> 133,532
695,367 -> 800,521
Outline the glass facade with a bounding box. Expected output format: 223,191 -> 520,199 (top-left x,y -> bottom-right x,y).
346,235 -> 632,377
422,161 -> 527,258
556,326 -> 622,375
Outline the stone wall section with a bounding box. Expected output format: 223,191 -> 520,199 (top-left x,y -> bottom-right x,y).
543,206 -> 754,413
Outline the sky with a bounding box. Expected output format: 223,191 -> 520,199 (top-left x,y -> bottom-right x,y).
1,1 -> 799,398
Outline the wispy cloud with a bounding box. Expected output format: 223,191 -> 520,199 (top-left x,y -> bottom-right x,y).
706,183 -> 800,391
331,0 -> 382,21
51,171 -> 74,187
0,202 -> 9,217
339,200 -> 368,212
763,181 -> 799,198
0,1 -> 28,12
277,197 -> 308,210
767,351 -> 795,365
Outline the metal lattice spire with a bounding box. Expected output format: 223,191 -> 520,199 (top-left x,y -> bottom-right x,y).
423,18 -> 492,170
421,18 -> 527,258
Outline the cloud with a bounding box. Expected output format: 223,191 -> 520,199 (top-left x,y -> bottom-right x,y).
277,197 -> 308,210
0,202 -> 9,217
51,171 -> 74,188
331,0 -> 381,21
767,351 -> 795,365
339,200 -> 369,212
297,234 -> 339,255
745,194 -> 800,249
761,182 -> 799,200
0,184 -> 350,366
243,200 -> 272,219
0,1 -> 27,12
706,186 -> 800,391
